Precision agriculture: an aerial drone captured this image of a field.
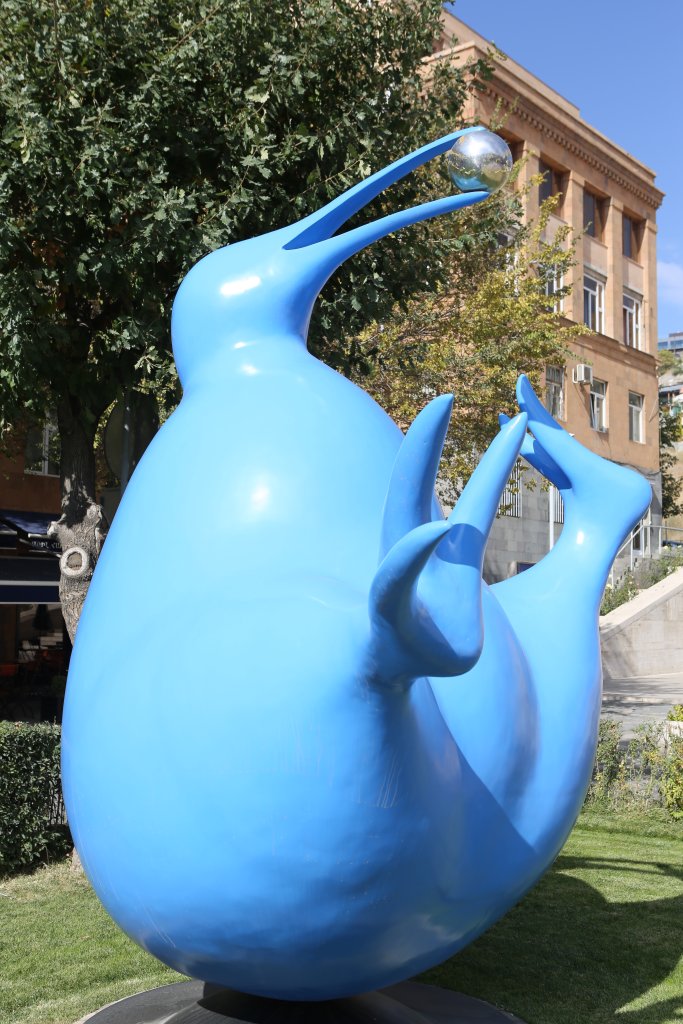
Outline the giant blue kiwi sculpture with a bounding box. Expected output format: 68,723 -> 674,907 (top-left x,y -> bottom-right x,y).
62,127 -> 650,1004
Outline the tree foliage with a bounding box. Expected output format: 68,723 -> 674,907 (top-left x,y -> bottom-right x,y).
660,406 -> 683,519
657,349 -> 682,376
355,186 -> 583,490
0,0 -> 491,455
0,0 -> 497,636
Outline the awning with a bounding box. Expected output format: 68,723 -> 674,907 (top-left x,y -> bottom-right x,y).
0,510 -> 61,553
0,556 -> 60,604
0,511 -> 61,603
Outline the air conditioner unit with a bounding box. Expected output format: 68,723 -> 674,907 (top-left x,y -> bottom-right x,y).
572,364 -> 593,385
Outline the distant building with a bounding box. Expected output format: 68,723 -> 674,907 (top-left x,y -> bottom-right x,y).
659,331 -> 683,356
658,338 -> 683,535
432,14 -> 664,580
659,368 -> 683,412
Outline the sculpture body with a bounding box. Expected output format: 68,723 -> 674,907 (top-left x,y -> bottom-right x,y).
61,129 -> 651,1000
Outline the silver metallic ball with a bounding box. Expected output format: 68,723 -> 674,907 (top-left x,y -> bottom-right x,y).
446,129 -> 513,194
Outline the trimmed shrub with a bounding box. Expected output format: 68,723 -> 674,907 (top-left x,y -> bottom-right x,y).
0,722 -> 71,875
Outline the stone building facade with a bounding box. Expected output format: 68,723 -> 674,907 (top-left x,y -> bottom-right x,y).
432,14 -> 664,581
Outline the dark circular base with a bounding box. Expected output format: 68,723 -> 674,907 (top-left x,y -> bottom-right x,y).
77,980 -> 526,1024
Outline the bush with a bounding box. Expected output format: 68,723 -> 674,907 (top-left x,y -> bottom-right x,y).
601,553 -> 683,616
668,703 -> 683,723
662,707 -> 683,818
600,571 -> 638,615
586,717 -> 683,821
661,737 -> 683,819
590,719 -> 624,800
0,722 -> 71,875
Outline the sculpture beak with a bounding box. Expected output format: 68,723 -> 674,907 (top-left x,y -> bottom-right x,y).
281,127 -> 490,274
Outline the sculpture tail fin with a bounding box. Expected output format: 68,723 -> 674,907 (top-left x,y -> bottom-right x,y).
369,400 -> 527,689
501,375 -> 652,583
487,376 -> 652,852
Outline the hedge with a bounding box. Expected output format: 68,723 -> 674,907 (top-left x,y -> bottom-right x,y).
0,722 -> 71,875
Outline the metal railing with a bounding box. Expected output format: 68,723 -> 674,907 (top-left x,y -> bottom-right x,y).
653,523 -> 683,549
608,523 -> 683,589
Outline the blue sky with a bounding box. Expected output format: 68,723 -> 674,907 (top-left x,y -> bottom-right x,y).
447,1 -> 683,340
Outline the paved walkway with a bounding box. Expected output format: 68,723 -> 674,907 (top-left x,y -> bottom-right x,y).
602,671 -> 683,738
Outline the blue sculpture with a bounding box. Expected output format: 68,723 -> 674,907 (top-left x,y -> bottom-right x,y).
61,128 -> 651,1002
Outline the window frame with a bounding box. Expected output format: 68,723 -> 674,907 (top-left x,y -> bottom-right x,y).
628,391 -> 644,443
539,160 -> 565,211
622,214 -> 642,261
24,415 -> 60,477
545,366 -> 565,421
583,189 -> 604,239
623,292 -> 643,350
548,485 -> 565,525
589,378 -> 608,433
632,509 -> 652,553
543,267 -> 564,314
584,274 -> 605,333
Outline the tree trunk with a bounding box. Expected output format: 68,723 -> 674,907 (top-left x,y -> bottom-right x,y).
48,399 -> 105,644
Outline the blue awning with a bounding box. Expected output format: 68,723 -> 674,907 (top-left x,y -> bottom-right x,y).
0,556 -> 60,604
0,510 -> 61,553
0,511 -> 61,602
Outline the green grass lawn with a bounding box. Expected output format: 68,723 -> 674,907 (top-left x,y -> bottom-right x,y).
421,808 -> 683,1023
1,808 -> 681,1024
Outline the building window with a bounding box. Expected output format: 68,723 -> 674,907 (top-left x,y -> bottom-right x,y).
539,160 -> 564,211
499,461 -> 522,518
632,509 -> 651,553
584,275 -> 605,333
504,138 -> 524,166
583,190 -> 604,239
590,379 -> 607,432
545,366 -> 565,420
629,391 -> 644,442
543,267 -> 564,313
623,293 -> 643,349
547,486 -> 565,524
24,416 -> 60,476
496,230 -> 515,250
623,215 -> 641,260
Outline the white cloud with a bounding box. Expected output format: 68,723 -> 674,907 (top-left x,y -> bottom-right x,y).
658,261 -> 683,309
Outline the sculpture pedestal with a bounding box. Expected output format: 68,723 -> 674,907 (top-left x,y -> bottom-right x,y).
77,980 -> 526,1024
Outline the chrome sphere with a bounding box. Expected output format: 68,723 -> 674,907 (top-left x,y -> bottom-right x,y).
446,129 -> 513,194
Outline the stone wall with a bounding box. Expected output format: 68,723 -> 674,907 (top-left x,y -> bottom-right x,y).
600,567 -> 683,678
483,464 -> 662,585
484,476 -> 560,583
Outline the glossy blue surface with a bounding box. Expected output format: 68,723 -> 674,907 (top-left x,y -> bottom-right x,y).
61,128 -> 651,1001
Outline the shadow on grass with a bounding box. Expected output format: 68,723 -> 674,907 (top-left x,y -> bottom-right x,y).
419,854 -> 683,1024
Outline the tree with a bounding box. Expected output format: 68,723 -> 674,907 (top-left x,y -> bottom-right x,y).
660,406 -> 683,520
0,0 -> 494,639
657,349 -> 683,376
354,187 -> 584,492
